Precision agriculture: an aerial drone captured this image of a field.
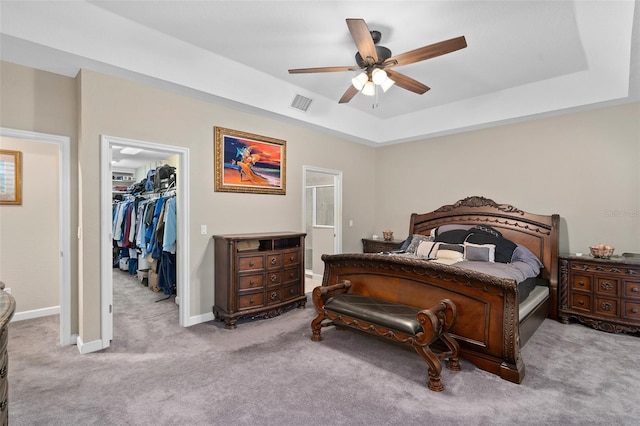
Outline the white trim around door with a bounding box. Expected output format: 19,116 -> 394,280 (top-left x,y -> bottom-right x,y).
0,127 -> 73,346
100,135 -> 190,350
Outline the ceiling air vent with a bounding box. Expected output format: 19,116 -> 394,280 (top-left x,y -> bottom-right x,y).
290,94 -> 312,112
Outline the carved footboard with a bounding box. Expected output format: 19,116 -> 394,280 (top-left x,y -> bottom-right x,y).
319,253 -> 526,384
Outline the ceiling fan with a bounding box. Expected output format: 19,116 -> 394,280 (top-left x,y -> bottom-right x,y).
288,18 -> 467,104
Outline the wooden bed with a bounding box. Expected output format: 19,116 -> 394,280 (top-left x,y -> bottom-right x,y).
318,196 -> 559,383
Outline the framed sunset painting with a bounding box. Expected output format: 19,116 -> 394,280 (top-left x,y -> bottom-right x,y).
214,127 -> 286,195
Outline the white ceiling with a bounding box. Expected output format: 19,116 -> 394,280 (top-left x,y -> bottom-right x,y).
1,1 -> 638,146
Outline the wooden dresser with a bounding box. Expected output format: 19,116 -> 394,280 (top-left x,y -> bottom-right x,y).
0,282 -> 16,424
559,254 -> 640,334
213,232 -> 307,329
361,238 -> 404,253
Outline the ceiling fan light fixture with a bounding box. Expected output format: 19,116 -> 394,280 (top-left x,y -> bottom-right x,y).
361,81 -> 376,96
371,68 -> 387,85
351,72 -> 368,90
381,76 -> 395,92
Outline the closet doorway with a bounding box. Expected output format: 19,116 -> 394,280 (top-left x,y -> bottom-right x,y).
303,166 -> 342,281
100,136 -> 190,349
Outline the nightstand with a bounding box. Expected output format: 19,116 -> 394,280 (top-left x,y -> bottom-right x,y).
361,238 -> 404,253
559,254 -> 640,334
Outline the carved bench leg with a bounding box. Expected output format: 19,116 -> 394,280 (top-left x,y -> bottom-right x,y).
440,332 -> 461,371
414,344 -> 444,392
310,313 -> 324,342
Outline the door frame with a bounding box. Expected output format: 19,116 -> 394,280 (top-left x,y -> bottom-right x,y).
100,135 -> 190,348
302,166 -> 342,279
0,127 -> 73,346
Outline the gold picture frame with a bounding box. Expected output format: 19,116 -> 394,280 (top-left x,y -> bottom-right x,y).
0,149 -> 22,205
214,127 -> 286,195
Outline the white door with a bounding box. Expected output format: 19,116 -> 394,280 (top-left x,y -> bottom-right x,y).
303,167 -> 342,280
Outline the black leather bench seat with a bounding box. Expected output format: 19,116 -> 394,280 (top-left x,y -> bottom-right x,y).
324,294 -> 422,335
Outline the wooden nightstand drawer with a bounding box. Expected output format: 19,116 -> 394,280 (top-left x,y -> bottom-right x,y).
238,292 -> 264,310
238,255 -> 264,272
623,301 -> 640,320
238,274 -> 264,290
571,274 -> 592,292
596,277 -> 619,296
624,281 -> 640,299
570,293 -> 591,312
594,297 -> 618,317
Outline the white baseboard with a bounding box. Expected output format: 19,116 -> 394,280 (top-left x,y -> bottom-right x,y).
76,335 -> 105,354
11,305 -> 60,322
187,311 -> 214,326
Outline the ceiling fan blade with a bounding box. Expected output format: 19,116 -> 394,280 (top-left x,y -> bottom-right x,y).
339,85 -> 359,103
386,36 -> 467,68
289,66 -> 361,74
385,70 -> 430,94
346,18 -> 378,65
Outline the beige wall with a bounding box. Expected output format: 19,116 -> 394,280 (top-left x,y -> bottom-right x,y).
76,69 -> 376,343
0,61 -> 79,331
373,102 -> 640,254
0,137 -> 59,311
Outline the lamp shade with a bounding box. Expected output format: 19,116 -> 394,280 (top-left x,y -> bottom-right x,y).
362,81 -> 376,96
371,68 -> 387,85
381,77 -> 395,92
351,72 -> 368,91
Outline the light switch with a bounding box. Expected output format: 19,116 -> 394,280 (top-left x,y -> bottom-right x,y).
349,219 -> 354,227
200,225 -> 207,235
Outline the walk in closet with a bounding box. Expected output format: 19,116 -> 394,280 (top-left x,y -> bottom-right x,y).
111,150 -> 179,308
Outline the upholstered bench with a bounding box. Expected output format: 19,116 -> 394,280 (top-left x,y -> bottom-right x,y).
311,280 -> 460,392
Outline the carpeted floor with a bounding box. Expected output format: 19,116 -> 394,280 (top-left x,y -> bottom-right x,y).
7,270 -> 640,425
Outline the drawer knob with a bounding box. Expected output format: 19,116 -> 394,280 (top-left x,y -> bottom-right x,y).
578,281 -> 585,286
633,287 -> 639,293
632,308 -> 639,314
271,258 -> 277,265
578,300 -> 584,305
249,280 -> 254,286
249,261 -> 255,267
289,272 -> 294,278
601,282 -> 614,291
289,288 -> 295,294
270,291 -> 278,300
249,298 -> 254,304
271,274 -> 277,282
601,302 -> 613,311
290,256 -> 295,261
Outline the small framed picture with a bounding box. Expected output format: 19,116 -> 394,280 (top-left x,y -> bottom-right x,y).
0,149 -> 22,205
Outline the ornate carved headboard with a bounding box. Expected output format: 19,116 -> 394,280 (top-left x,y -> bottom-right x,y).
409,196 -> 560,318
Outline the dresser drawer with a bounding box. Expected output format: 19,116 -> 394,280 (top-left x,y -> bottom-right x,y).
238,255 -> 264,272
571,274 -> 592,292
266,271 -> 282,286
266,288 -> 282,305
282,249 -> 300,266
594,297 -> 618,317
570,292 -> 591,312
623,301 -> 640,320
624,280 -> 640,299
238,292 -> 264,310
283,282 -> 301,301
282,266 -> 300,283
238,274 -> 264,291
266,253 -> 282,269
596,277 -> 619,297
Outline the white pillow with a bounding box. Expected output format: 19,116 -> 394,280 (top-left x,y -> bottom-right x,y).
416,241 -> 439,258
464,242 -> 496,262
